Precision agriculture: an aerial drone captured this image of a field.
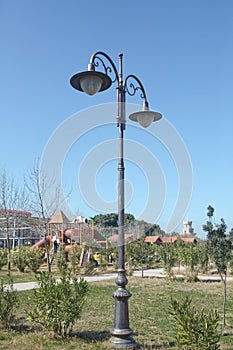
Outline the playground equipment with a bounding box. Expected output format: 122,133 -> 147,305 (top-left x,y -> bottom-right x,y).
30,210 -> 108,267
30,228 -> 106,267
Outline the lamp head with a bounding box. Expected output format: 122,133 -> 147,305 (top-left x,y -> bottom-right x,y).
129,101 -> 162,128
70,63 -> 112,95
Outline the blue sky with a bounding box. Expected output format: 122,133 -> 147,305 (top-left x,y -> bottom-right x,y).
0,0 -> 233,238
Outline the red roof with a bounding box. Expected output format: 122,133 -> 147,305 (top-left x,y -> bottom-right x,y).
0,209 -> 31,217
182,237 -> 197,243
108,234 -> 134,244
144,236 -> 162,244
161,237 -> 178,243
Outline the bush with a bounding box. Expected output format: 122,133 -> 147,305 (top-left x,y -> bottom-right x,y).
56,244 -> 68,275
0,249 -> 7,270
11,246 -> 28,272
83,260 -> 96,276
29,269 -> 88,337
157,243 -> 177,279
27,247 -> 44,273
169,296 -> 221,349
68,244 -> 82,274
0,277 -> 19,328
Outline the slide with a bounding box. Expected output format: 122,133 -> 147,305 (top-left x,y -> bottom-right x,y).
31,236 -> 51,249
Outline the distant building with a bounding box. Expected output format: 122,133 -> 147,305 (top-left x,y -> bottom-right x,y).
71,215 -> 86,223
161,236 -> 179,244
0,209 -> 45,248
108,233 -> 134,245
182,237 -> 197,244
144,236 -> 162,245
181,221 -> 195,236
162,236 -> 197,244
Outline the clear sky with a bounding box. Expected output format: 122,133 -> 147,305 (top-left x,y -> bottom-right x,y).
0,0 -> 233,238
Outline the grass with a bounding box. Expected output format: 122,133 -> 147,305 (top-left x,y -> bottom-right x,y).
1,275 -> 233,349
0,265 -> 62,283
0,268 -> 37,283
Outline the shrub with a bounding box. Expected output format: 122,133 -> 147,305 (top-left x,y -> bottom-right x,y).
56,244 -> 68,275
169,296 -> 221,349
29,269 -> 88,337
0,249 -> 7,270
157,243 -> 177,278
178,243 -> 199,282
0,277 -> 19,328
11,246 -> 28,272
68,244 -> 82,274
27,247 -> 44,273
83,260 -> 96,276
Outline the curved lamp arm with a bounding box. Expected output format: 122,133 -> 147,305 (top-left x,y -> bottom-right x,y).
88,51 -> 120,84
124,74 -> 162,128
123,74 -> 148,104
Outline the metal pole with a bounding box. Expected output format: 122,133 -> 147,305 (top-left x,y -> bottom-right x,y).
110,53 -> 138,349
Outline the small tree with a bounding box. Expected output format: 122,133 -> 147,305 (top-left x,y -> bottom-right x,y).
126,237 -> 154,277
29,269 -> 88,337
0,249 -> 7,270
11,246 -> 28,273
203,205 -> 232,327
169,296 -> 221,349
157,243 -> 177,279
56,244 -> 68,275
27,247 -> 44,273
68,244 -> 82,274
0,169 -> 29,272
197,242 -> 209,273
178,242 -> 199,282
0,277 -> 19,328
25,159 -> 65,273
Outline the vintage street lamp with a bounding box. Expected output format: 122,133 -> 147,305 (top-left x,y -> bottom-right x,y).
70,51 -> 162,348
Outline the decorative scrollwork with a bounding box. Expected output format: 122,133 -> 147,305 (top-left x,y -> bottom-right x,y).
93,55 -> 117,84
124,74 -> 147,101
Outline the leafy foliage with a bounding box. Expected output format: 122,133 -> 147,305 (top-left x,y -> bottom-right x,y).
197,243 -> 209,273
169,296 -> 221,349
145,223 -> 162,236
29,269 -> 88,337
68,244 -> 82,274
93,212 -> 135,227
156,243 -> 177,278
0,248 -> 7,270
11,246 -> 29,272
177,241 -> 199,282
56,244 -> 68,275
203,206 -> 232,278
26,247 -> 44,273
0,277 -> 19,328
126,237 -> 154,277
203,205 -> 233,327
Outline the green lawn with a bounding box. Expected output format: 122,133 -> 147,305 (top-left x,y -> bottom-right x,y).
0,265 -> 61,283
1,276 -> 233,349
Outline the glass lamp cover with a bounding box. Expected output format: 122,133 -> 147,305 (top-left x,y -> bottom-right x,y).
80,75 -> 103,95
137,113 -> 154,128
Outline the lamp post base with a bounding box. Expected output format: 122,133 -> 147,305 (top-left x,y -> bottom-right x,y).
109,335 -> 139,349
110,269 -> 139,349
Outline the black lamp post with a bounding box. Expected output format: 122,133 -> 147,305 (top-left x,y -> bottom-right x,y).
70,51 -> 162,349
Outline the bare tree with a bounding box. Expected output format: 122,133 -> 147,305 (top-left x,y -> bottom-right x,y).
25,158 -> 67,224
25,159 -> 65,272
0,169 -> 29,271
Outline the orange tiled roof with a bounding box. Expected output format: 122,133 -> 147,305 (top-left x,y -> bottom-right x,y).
182,237 -> 197,243
144,236 -> 161,243
161,237 -> 178,243
108,234 -> 134,243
